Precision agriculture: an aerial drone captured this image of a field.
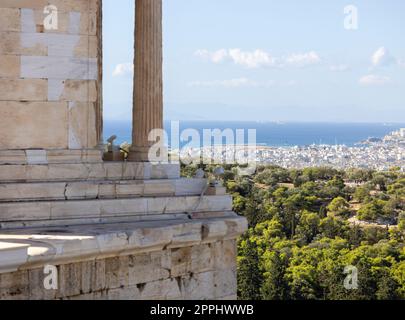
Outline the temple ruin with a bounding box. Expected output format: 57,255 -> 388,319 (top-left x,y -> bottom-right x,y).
0,0 -> 247,300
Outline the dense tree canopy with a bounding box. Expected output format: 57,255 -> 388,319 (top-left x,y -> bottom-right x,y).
181,164 -> 405,300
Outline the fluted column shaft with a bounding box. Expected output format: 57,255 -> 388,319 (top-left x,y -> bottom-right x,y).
129,0 -> 163,162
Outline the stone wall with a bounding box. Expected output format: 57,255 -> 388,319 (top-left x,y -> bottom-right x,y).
0,240 -> 237,300
0,0 -> 102,150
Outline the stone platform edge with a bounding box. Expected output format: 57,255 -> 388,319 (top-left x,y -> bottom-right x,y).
0,213 -> 248,274
0,149 -> 104,165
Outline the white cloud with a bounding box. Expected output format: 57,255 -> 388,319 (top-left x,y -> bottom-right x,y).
228,49 -> 278,68
398,59 -> 405,68
188,78 -> 275,88
194,49 -> 228,63
112,63 -> 133,77
194,49 -> 321,69
284,51 -> 321,67
359,74 -> 391,86
329,64 -> 349,72
371,47 -> 395,67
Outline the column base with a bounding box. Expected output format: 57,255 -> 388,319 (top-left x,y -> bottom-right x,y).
127,146 -> 168,162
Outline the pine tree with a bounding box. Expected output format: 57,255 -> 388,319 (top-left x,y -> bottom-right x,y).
261,252 -> 288,300
375,269 -> 400,300
237,238 -> 263,300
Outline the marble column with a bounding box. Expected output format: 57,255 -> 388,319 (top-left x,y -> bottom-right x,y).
128,0 -> 165,162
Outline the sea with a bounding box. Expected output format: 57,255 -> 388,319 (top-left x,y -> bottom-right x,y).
104,121 -> 405,148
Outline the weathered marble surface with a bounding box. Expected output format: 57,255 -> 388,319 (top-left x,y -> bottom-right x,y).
0,214 -> 246,269
129,0 -> 163,162
0,0 -> 102,150
0,162 -> 180,182
0,240 -> 238,300
0,160 -> 246,301
0,214 -> 246,300
0,179 -> 207,202
0,195 -> 232,222
0,149 -> 103,165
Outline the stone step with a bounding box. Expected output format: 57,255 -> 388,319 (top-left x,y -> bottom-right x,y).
0,149 -> 103,165
0,195 -> 233,223
0,213 -> 190,230
0,178 -> 207,202
0,162 -> 180,182
0,211 -> 239,230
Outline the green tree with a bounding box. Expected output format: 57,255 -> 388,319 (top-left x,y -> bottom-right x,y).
346,168 -> 373,183
237,237 -> 263,300
354,185 -> 371,203
232,194 -> 246,213
295,210 -> 320,243
372,173 -> 389,192
392,261 -> 405,299
327,197 -> 351,217
319,216 -> 348,239
261,251 -> 288,300
399,212 -> 405,232
387,178 -> 405,197
285,247 -> 322,300
375,268 -> 400,300
357,200 -> 386,222
282,194 -> 305,238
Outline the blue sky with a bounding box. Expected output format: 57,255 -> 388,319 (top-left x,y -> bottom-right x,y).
103,0 -> 405,122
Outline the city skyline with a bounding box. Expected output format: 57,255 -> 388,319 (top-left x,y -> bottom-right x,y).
103,0 -> 405,122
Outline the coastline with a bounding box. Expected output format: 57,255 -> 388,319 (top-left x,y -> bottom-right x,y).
104,121 -> 405,147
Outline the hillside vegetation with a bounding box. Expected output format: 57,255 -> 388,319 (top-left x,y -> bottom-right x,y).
182,164 -> 405,300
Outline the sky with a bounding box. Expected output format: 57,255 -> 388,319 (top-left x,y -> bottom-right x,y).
103,0 -> 405,122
